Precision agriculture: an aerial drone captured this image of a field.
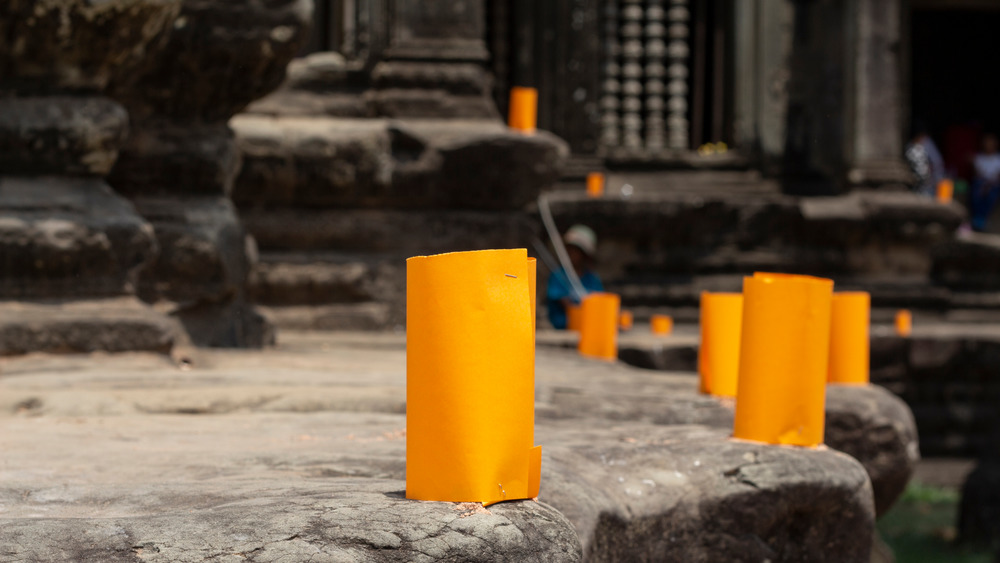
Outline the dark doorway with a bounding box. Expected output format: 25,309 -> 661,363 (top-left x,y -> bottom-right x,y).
910,4 -> 1000,180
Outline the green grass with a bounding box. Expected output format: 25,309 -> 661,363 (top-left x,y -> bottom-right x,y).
878,482 -> 993,563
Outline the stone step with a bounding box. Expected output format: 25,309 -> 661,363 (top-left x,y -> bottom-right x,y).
0,335 -> 882,561
0,297 -> 177,355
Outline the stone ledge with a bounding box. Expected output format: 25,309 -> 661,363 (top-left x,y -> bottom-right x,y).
0,297 -> 177,356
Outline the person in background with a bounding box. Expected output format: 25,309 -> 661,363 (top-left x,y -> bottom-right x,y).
546,224 -> 603,329
971,133 -> 1000,231
905,120 -> 945,197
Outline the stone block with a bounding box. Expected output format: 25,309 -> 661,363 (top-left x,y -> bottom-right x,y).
0,0 -> 181,95
110,0 -> 313,122
231,116 -> 567,210
0,176 -> 158,299
0,96 -> 128,176
109,123 -> 241,197
0,297 -> 176,355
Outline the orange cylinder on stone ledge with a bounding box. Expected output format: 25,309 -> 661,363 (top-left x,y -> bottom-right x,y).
578,292 -> 620,361
895,309 -> 912,337
507,86 -> 537,134
937,179 -> 954,203
733,272 -> 833,447
619,310 -> 633,331
698,292 -> 743,397
587,172 -> 605,198
651,314 -> 673,335
406,249 -> 541,504
827,292 -> 870,385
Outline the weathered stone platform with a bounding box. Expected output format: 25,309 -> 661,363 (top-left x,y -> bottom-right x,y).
0,332 -> 888,561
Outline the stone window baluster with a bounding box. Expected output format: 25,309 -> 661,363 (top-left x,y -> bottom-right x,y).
621,0 -> 644,150
600,0 -> 622,148
644,0 -> 667,150
666,0 -> 690,150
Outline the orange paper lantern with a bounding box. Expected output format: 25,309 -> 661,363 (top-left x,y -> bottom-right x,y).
895,309 -> 912,337
827,292 -> 870,385
578,292 -> 620,361
406,249 -> 541,504
651,314 -> 673,335
586,172 -> 605,198
733,272 -> 833,447
619,310 -> 634,331
698,292 -> 743,397
936,179 -> 954,203
507,87 -> 537,134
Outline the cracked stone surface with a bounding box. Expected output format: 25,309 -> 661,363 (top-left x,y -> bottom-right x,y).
0,332 -> 879,561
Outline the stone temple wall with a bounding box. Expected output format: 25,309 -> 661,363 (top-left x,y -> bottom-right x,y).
0,0 -> 312,354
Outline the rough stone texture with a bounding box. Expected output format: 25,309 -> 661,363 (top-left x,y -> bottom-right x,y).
0,297 -> 177,356
933,232 -> 1000,291
536,329 -> 920,518
0,96 -> 128,176
109,123 -> 241,197
244,209 -> 537,254
0,176 -> 158,299
0,0 -> 182,95
540,423 -> 874,562
0,333 -> 876,562
130,196 -> 251,304
825,384 -> 920,517
0,480 -> 579,563
232,116 -> 568,210
108,0 -> 313,122
870,324 -> 1000,456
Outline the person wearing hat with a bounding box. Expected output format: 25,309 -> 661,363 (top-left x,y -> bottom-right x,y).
546,224 -> 604,329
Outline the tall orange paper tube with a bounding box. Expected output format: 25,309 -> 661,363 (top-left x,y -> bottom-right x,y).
619,310 -> 634,331
936,179 -> 954,203
406,249 -> 541,504
587,172 -> 605,198
827,292 -> 870,385
578,292 -> 620,360
651,314 -> 673,335
895,309 -> 912,337
507,87 -> 537,133
733,272 -> 833,447
698,292 -> 743,397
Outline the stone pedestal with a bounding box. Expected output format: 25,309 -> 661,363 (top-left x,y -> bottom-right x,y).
369,0 -> 497,118
108,0 -> 313,347
0,0 -> 182,354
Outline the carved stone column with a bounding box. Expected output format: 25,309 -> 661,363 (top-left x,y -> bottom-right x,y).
370,0 -> 497,118
845,0 -> 912,188
108,0 -> 313,347
0,0 -> 182,354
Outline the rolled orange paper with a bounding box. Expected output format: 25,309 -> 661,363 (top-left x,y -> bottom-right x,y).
651,314 -> 673,335
507,86 -> 537,134
827,292 -> 870,385
587,172 -> 605,198
895,309 -> 912,337
936,179 -> 954,203
698,292 -> 743,397
406,249 -> 541,504
733,272 -> 833,447
578,292 -> 620,361
619,310 -> 634,331
567,304 -> 583,332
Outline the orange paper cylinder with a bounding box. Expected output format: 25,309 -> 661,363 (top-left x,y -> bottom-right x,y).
651,314 -> 673,335
827,292 -> 870,385
567,304 -> 583,331
733,272 -> 833,447
619,310 -> 634,331
578,292 -> 620,360
936,179 -> 954,203
698,292 -> 743,397
587,172 -> 605,198
406,249 -> 541,504
895,309 -> 912,337
507,87 -> 537,133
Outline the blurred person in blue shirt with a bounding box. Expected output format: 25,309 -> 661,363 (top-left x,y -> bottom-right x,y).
546,225 -> 604,329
